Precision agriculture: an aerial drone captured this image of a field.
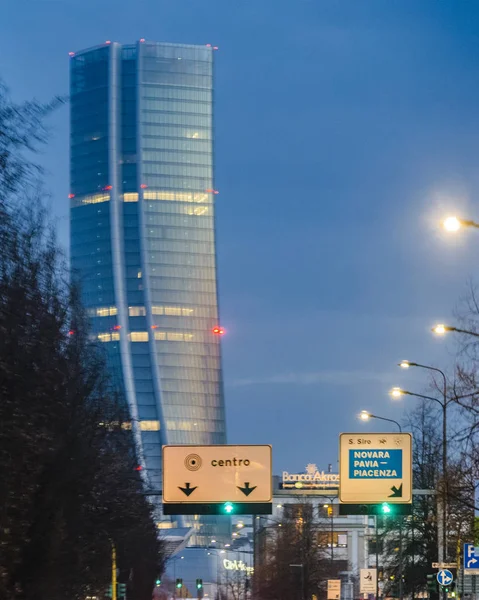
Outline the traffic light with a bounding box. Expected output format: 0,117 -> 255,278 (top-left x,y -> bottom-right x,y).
196,579 -> 203,590
427,574 -> 438,594
440,581 -> 455,596
389,575 -> 399,597
118,583 -> 126,599
381,503 -> 392,514
176,579 -> 183,589
155,579 -> 161,587
223,502 -> 234,514
107,585 -> 113,598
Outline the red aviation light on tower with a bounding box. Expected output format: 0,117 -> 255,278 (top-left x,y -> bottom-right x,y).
212,326 -> 225,336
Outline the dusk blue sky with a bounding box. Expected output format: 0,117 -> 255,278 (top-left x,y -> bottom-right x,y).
2,0 -> 479,475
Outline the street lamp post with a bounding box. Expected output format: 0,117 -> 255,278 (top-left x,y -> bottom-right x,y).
396,360 -> 449,566
390,383 -> 450,594
360,410 -> 403,600
359,410 -> 402,432
432,324 -> 479,338
442,216 -> 479,232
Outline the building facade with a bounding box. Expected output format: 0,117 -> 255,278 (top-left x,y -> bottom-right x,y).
69,41 -> 226,539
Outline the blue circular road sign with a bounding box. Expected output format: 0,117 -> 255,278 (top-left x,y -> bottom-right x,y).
437,570 -> 453,586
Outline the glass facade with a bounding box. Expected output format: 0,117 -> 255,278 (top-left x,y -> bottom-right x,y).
70,41 -> 226,541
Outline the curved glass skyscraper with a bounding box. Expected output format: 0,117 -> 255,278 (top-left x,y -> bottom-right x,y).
70,41 -> 226,535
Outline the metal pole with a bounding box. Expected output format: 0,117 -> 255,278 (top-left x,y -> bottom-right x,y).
331,504 -> 334,567
376,516 -> 379,600
301,565 -> 305,600
399,519 -> 404,600
252,516 -> 258,600
442,386 -> 448,600
411,512 -> 415,600
112,542 -> 117,600
442,398 -> 447,562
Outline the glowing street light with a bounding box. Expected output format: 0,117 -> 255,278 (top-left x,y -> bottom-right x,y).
390,387 -> 403,398
442,215 -> 479,231
432,323 -> 479,338
359,410 -> 402,432
443,216 -> 461,232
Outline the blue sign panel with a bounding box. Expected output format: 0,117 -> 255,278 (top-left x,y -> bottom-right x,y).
464,543 -> 479,570
349,449 -> 403,479
437,570 -> 453,586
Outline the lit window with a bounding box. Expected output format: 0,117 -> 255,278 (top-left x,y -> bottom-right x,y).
182,308 -> 194,316
165,307 -> 181,316
139,420 -> 160,431
95,306 -> 117,317
186,206 -> 209,216
123,193 -> 139,202
137,270 -> 142,279
151,306 -> 164,315
183,333 -> 194,341
129,331 -> 149,342
143,191 -> 209,203
98,333 -> 112,342
154,331 -> 166,340
111,332 -> 120,341
129,306 -> 146,316
75,193 -> 110,205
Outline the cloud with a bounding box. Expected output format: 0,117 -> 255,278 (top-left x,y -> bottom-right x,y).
227,369 -> 393,388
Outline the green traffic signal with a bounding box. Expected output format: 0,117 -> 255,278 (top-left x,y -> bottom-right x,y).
196,579 -> 203,589
155,579 -> 161,587
176,579 -> 183,589
223,502 -> 234,514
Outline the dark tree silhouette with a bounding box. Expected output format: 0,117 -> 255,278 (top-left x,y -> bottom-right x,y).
0,81 -> 165,600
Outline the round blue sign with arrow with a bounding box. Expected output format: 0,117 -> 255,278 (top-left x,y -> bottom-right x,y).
437,570 -> 453,586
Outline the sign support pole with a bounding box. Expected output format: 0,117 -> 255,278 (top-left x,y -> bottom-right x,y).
375,516 -> 379,600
